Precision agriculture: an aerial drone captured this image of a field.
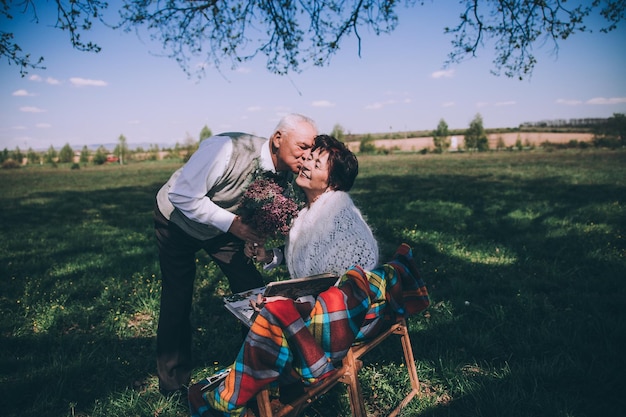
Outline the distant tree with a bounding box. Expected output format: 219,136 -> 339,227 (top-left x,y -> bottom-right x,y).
331,124 -> 345,142
92,146 -> 108,165
524,138 -> 533,150
3,1 -> 623,79
0,148 -> 8,163
609,113 -> 626,144
26,147 -> 40,164
432,119 -> 451,153
496,136 -> 506,151
199,125 -> 213,143
44,145 -> 57,164
594,113 -> 626,147
58,143 -> 74,163
465,114 -> 489,152
149,143 -> 160,160
12,146 -> 24,164
182,133 -> 199,162
80,146 -> 90,164
115,134 -> 128,165
359,134 -> 376,154
515,135 -> 523,151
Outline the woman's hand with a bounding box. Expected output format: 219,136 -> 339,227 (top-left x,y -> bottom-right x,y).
250,293 -> 265,312
249,294 -> 290,312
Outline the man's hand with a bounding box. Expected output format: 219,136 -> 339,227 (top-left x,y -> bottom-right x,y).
244,242 -> 269,262
228,216 -> 264,243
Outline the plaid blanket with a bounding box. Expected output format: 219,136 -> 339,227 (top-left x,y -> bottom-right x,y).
189,243 -> 429,417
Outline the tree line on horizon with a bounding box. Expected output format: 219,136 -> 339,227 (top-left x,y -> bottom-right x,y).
343,113 -> 626,154
1,114 -> 624,169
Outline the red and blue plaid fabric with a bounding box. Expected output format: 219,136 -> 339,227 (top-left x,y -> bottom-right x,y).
189,244 -> 429,417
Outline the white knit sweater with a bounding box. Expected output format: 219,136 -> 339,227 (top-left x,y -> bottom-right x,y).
285,190 -> 379,278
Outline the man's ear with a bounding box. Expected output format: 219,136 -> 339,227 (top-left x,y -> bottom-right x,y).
270,131 -> 281,151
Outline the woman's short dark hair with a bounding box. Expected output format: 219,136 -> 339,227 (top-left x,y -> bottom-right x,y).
312,134 -> 358,192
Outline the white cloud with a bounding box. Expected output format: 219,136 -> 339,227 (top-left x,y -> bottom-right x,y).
127,120 -> 141,125
365,102 -> 384,110
586,97 -> 626,105
495,101 -> 516,107
556,98 -> 583,105
442,101 -> 455,107
235,67 -> 252,74
29,75 -> 42,82
475,101 -> 489,108
20,106 -> 46,113
431,69 -> 455,79
12,89 -> 32,96
36,123 -> 52,128
384,90 -> 410,96
70,77 -> 107,87
46,77 -> 61,85
12,125 -> 27,130
247,106 -> 263,112
365,100 -> 396,110
311,100 -> 335,108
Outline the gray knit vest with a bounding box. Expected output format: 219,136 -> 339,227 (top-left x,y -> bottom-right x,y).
156,133 -> 267,240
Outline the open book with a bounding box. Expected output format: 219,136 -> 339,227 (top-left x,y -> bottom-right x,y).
223,273 -> 340,327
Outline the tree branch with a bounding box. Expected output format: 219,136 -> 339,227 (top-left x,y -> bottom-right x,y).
2,0 -> 623,79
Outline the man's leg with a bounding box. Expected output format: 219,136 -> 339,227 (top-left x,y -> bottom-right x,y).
154,207 -> 200,393
203,233 -> 265,293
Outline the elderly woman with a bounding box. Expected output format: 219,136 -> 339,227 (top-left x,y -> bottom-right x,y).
254,133 -> 379,277
189,135 -> 428,417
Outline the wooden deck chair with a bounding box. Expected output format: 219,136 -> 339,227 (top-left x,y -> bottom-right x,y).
254,317 -> 420,417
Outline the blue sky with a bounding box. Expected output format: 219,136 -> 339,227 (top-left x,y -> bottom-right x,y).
1,2 -> 625,151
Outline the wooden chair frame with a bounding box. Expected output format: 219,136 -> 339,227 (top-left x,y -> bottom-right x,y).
255,318 -> 420,417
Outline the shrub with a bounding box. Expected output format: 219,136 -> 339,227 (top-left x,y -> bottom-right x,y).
593,136 -> 622,149
359,135 -> 377,154
2,159 -> 20,169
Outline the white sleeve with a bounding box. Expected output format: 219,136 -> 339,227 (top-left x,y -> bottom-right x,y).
263,247 -> 284,271
168,136 -> 236,232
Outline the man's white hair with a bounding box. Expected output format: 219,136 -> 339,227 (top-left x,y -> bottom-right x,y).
274,113 -> 318,135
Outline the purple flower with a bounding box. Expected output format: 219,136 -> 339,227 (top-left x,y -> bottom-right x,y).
239,177 -> 300,238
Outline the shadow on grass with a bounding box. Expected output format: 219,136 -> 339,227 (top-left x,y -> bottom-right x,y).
349,167 -> 625,416
1,152 -> 625,416
0,182 -> 246,417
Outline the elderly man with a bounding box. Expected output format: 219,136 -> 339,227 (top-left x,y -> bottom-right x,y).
154,113 -> 318,396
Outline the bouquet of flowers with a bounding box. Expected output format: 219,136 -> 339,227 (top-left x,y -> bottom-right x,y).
238,174 -> 301,238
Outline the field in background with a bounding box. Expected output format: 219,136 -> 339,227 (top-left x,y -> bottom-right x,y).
0,149 -> 624,417
347,132 -> 595,152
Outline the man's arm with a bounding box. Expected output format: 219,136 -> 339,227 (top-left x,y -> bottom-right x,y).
169,135 -> 266,243
168,136 -> 236,232
228,216 -> 265,243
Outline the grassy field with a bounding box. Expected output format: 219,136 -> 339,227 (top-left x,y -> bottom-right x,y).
1,150 -> 624,417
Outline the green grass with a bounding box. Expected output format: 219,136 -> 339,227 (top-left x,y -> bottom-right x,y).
1,150 -> 624,417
